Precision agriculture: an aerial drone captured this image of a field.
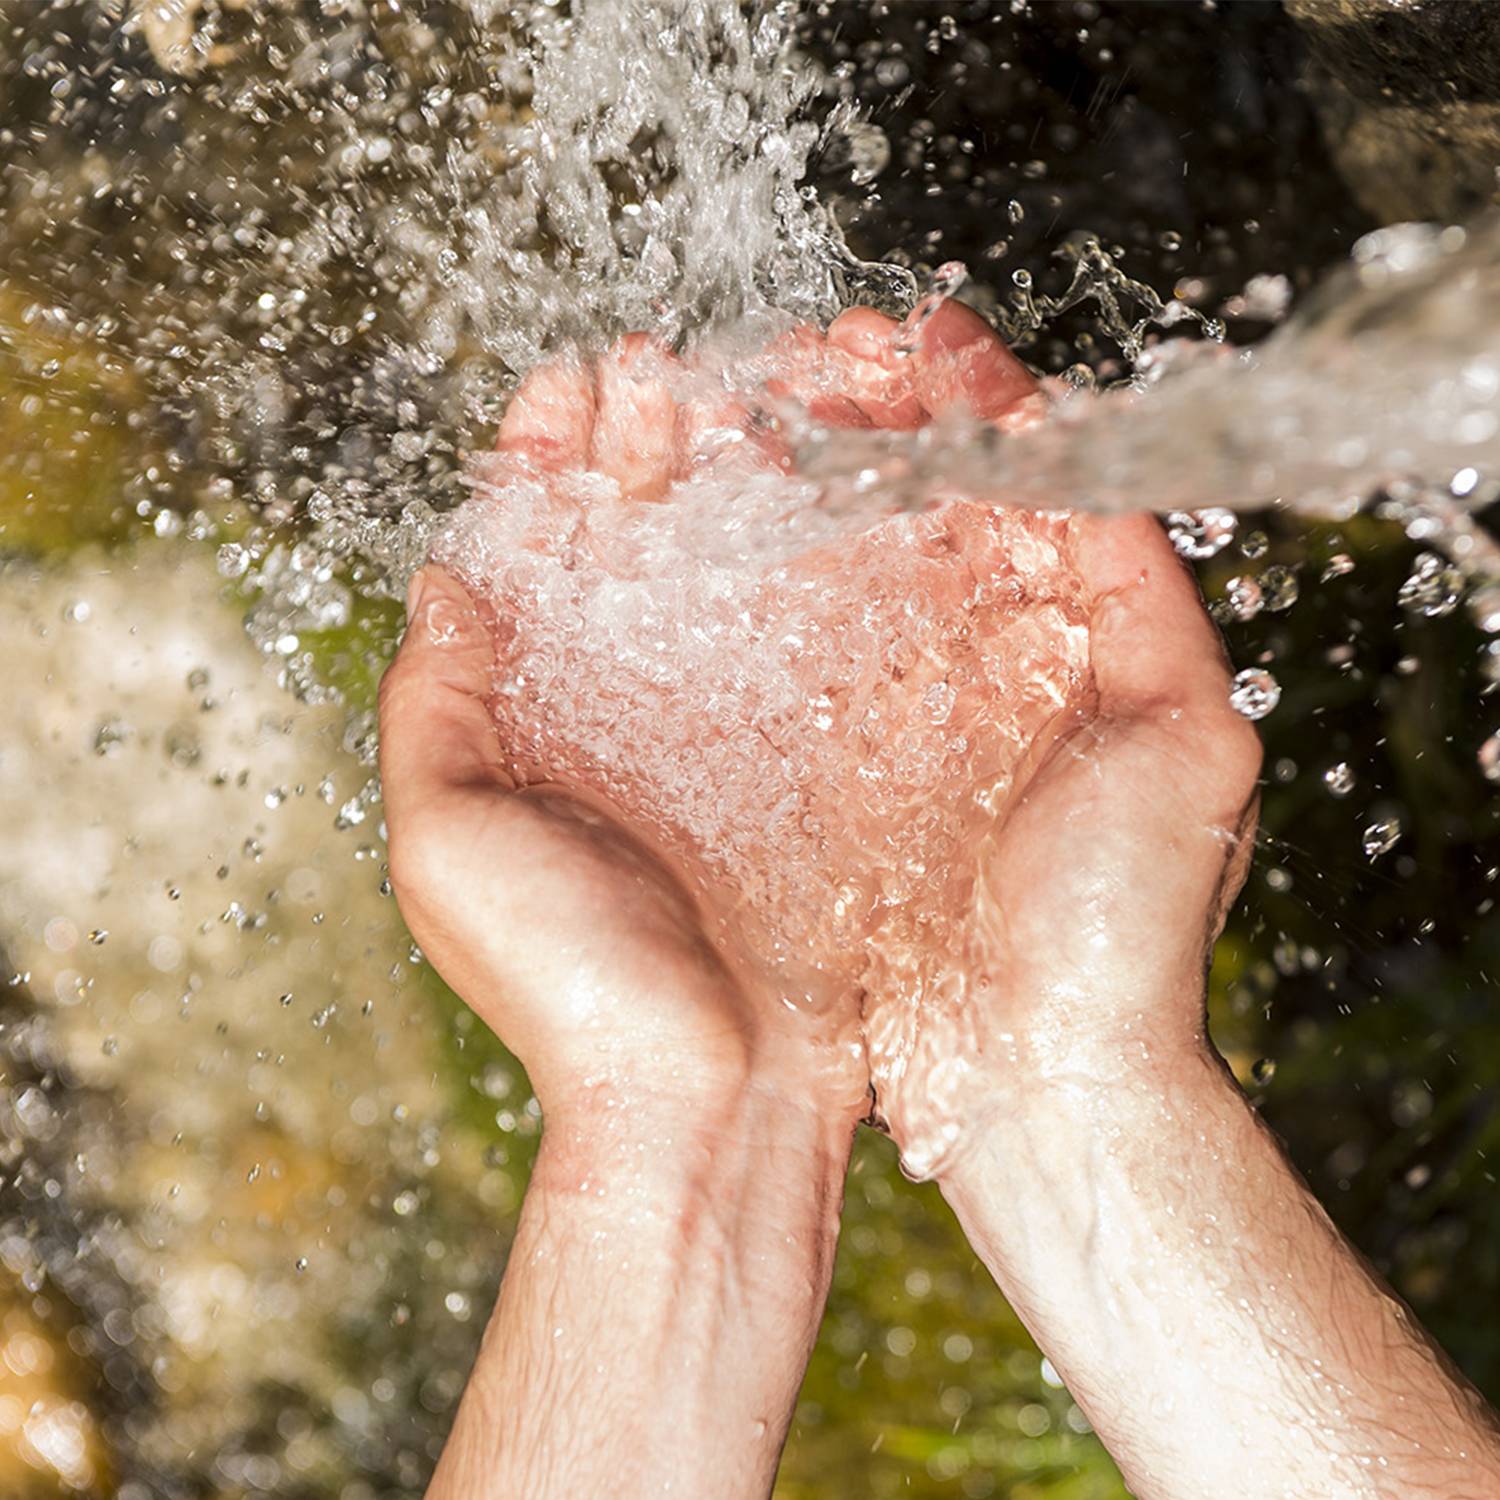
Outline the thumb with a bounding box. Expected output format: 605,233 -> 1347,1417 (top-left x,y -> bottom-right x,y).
378,565 -> 511,836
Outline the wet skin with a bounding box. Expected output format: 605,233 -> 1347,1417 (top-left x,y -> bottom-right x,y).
380,303 -> 1500,1500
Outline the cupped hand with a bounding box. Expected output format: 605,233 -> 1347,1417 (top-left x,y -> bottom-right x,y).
871,498 -> 1265,1166
378,301 -> 1038,1136
981,512 -> 1264,1056
379,576 -> 776,1122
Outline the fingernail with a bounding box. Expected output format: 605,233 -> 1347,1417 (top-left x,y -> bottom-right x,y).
405,567 -> 431,622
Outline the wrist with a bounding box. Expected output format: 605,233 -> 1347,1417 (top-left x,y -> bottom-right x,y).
914,985 -> 1218,1187
535,1070 -> 853,1217
933,1027 -> 1229,1194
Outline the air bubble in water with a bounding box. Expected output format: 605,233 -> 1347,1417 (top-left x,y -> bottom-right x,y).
216,543 -> 250,579
1250,1057 -> 1276,1084
1321,553 -> 1355,581
1167,509 -> 1237,559
1229,668 -> 1280,720
1363,818 -> 1403,858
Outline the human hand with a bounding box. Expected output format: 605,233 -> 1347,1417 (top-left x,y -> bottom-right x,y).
978,511 -> 1264,1056
379,562 -> 843,1130
389,301 -> 1049,1141
870,496 -> 1263,1164
872,481 -> 1500,1500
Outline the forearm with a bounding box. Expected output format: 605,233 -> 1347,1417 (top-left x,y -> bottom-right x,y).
941,1028 -> 1500,1500
426,1080 -> 851,1500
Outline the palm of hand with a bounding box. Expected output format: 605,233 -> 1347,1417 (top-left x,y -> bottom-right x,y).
379,689 -> 761,1114
971,514 -> 1262,1071
380,304 -> 1261,1156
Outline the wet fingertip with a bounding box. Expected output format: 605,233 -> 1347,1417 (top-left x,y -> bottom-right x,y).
908,298 -> 1001,354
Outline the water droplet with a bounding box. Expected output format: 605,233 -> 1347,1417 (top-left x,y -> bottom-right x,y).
88,928 -> 108,945
216,542 -> 250,579
1240,530 -> 1269,560
846,122 -> 890,185
1324,762 -> 1356,797
1167,508 -> 1237,559
1469,583 -> 1500,633
1158,230 -> 1182,252
295,1257 -> 309,1273
1007,198 -> 1024,225
93,718 -> 131,756
1363,818 -> 1403,859
1480,732 -> 1500,783
1260,565 -> 1299,612
1397,552 -> 1463,617
1250,1057 -> 1276,1084
1229,668 -> 1280,720
1321,553 -> 1355,581
1223,576 -> 1263,621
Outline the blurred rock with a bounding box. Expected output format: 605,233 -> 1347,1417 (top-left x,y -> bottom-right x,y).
0,546 -> 512,1495
1288,0 -> 1500,222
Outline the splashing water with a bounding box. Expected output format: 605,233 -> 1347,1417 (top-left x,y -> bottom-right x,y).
794,217 -> 1500,581
13,0 -> 1491,1171
408,5 -> 1500,1173
5,0 -> 1500,1489
437,378 -> 1090,1174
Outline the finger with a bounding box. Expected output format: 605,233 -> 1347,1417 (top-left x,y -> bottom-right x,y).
904,299 -> 1037,421
590,333 -> 682,502
826,307 -> 926,429
762,324 -> 871,427
497,354 -> 596,470
378,566 -> 510,838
